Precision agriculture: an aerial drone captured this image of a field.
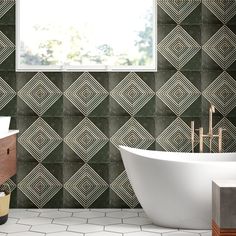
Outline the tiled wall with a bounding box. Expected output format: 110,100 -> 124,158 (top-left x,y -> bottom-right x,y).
0,0 -> 236,208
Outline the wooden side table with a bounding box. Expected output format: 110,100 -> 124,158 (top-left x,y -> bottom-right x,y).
212,180 -> 236,236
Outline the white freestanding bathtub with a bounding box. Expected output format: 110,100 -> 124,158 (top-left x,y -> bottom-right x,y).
119,146 -> 236,230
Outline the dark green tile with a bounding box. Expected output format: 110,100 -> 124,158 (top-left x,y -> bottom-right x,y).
16,72 -> 63,117
201,70 -> 225,116
202,4 -> 223,24
63,72 -> 109,117
0,72 -> 16,116
17,116 -> 63,163
0,4 -> 15,25
63,163 -> 109,208
109,162 -> 128,208
63,116 -> 109,163
109,72 -> 155,117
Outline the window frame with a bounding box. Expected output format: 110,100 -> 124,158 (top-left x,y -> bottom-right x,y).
16,0 -> 157,72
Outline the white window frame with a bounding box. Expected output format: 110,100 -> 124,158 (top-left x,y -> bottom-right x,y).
16,0 -> 157,72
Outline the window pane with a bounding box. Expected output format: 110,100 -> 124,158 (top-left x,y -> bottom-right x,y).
18,0 -> 156,70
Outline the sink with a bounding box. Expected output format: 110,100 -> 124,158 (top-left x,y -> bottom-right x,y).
0,117 -> 11,134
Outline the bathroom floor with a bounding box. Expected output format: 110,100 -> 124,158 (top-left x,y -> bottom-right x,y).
0,209 -> 211,236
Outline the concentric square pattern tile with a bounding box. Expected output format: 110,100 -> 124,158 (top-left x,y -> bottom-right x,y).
0,0 -> 236,209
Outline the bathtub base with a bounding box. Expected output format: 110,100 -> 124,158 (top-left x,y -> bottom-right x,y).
212,221 -> 236,236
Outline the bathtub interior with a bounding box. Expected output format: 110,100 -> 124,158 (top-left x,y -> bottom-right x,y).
119,145 -> 236,163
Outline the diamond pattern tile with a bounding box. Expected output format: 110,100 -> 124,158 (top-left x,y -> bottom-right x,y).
203,0 -> 236,24
157,71 -> 201,116
18,73 -> 62,116
18,164 -> 62,208
110,171 -> 139,208
0,31 -> 14,64
64,72 -> 108,116
157,117 -> 198,152
64,164 -> 108,208
0,77 -> 15,110
0,0 -> 15,19
203,71 -> 236,116
204,118 -> 236,153
3,178 -> 16,192
157,25 -> 201,70
110,72 -> 154,115
202,26 -> 236,70
157,0 -> 201,24
64,118 -> 108,162
18,118 -> 62,162
110,117 -> 155,150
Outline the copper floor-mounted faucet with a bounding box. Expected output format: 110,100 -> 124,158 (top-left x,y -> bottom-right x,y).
191,104 -> 224,153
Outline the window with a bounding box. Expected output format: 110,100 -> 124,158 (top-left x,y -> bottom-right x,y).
16,0 -> 157,71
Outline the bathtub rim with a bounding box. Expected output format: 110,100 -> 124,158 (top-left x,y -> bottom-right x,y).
119,145 -> 236,163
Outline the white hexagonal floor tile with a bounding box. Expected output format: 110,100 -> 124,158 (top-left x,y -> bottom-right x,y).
91,209 -> 121,213
7,218 -> 18,224
164,232 -> 198,236
53,217 -> 87,225
122,209 -> 144,213
105,224 -> 140,233
9,210 -> 39,219
106,211 -> 138,219
74,211 -> 105,219
139,212 -> 148,218
0,234 -> 6,236
0,223 -> 30,233
88,217 -> 122,225
68,224 -> 103,233
142,225 -> 178,233
17,217 -> 52,225
124,232 -> 161,236
27,209 -> 59,213
86,232 -> 122,236
9,232 -> 45,236
124,217 -> 152,225
181,230 -> 211,234
59,209 -> 90,213
40,211 -> 72,219
30,223 -> 67,233
48,232 -> 83,236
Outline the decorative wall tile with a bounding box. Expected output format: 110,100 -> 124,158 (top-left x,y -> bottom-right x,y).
18,72 -> 62,116
64,72 -> 108,116
110,170 -> 139,209
110,72 -> 155,116
64,117 -> 109,163
156,71 -> 201,116
0,30 -> 14,64
110,117 -> 155,150
157,0 -> 201,24
203,71 -> 236,116
202,0 -> 236,24
18,163 -> 62,208
0,75 -> 15,110
18,117 -> 62,162
64,164 -> 108,208
0,0 -> 15,20
157,25 -> 201,70
204,117 -> 236,152
157,117 -> 198,152
3,1 -> 236,208
202,26 -> 236,70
